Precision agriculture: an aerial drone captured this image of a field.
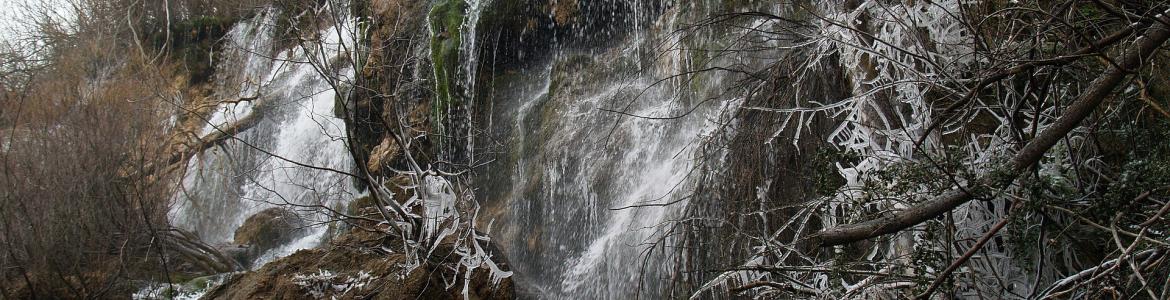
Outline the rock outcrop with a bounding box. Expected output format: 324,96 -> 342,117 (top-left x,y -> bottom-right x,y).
205,214 -> 515,299
233,208 -> 308,259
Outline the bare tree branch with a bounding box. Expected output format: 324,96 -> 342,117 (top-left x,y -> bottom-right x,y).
815,11 -> 1170,247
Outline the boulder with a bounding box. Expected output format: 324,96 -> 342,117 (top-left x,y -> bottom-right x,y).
365,138 -> 401,175
346,195 -> 380,217
233,208 -> 307,258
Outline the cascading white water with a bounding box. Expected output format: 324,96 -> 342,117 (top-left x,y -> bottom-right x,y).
169,8 -> 360,266
476,12 -> 740,297
172,0 -> 749,295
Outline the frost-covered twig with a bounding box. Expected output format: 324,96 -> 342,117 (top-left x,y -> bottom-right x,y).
816,11 -> 1170,246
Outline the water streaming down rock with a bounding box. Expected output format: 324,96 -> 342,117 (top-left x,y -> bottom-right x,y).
171,0 -> 767,296
480,58 -> 722,299
468,2 -> 759,298
169,9 -> 360,267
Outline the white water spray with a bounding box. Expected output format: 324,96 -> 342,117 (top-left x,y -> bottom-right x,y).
170,8 -> 360,266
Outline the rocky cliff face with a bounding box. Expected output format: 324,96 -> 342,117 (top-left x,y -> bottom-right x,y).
343,0 -> 784,297
162,1 -> 520,298
150,0 -> 1170,298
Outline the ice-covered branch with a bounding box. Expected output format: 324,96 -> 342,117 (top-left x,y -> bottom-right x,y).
814,11 -> 1170,247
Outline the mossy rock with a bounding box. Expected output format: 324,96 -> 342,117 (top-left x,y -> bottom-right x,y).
233,208 -> 308,257
346,195 -> 379,217
147,16 -> 236,83
428,0 -> 470,142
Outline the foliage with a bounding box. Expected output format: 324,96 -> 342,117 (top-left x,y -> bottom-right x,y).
0,26 -> 179,298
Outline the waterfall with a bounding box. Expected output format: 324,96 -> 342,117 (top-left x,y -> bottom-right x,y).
11,0 -> 1151,297
471,2 -> 749,297
484,59 -> 725,299
481,62 -> 692,297
169,8 -> 360,266
171,0 -> 758,294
